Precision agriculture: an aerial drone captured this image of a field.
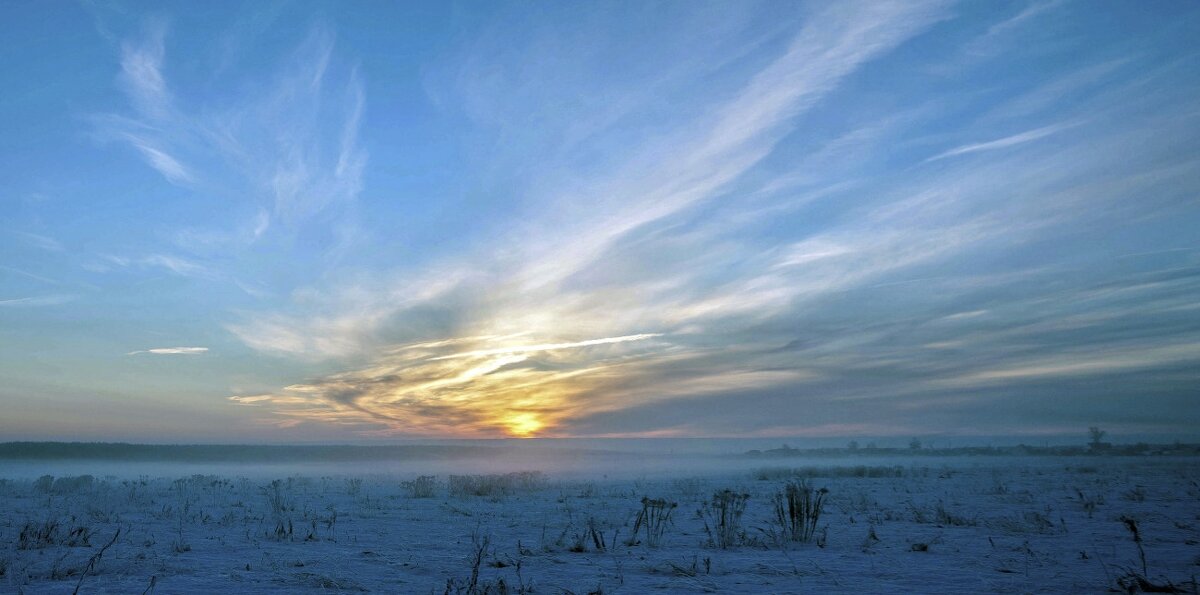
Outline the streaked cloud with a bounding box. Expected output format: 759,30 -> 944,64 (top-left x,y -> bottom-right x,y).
127,347 -> 209,355
11,231 -> 64,252
925,122 -> 1078,162
0,295 -> 75,307
431,334 -> 662,361
125,136 -> 195,185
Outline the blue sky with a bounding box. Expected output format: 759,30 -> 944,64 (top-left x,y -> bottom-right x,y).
2,1 -> 1198,442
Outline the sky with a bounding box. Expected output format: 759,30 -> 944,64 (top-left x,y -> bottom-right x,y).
1,1 -> 1198,443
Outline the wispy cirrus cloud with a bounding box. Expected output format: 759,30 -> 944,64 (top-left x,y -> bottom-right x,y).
98,20 -> 194,186
118,19 -> 172,118
93,21 -> 367,242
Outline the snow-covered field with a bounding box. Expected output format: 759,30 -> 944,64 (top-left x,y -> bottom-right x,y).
2,456 -> 1197,593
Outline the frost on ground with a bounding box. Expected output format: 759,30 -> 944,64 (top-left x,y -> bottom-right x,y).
1,459 -> 1198,594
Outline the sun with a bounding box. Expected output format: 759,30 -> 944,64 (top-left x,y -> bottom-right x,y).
503,412 -> 544,437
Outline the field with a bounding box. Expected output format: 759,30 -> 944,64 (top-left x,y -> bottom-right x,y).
2,456 -> 1198,593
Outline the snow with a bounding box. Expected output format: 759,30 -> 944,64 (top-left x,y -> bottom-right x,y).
1,456 -> 1197,593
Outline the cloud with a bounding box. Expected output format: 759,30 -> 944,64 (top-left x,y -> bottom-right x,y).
0,295 -> 75,307
227,331 -> 684,437
938,342 -> 1200,386
508,0 -> 954,292
126,347 -> 209,355
226,2 -> 1200,438
227,2 -> 966,435
100,20 -> 196,185
12,231 -> 64,252
93,253 -> 216,280
0,265 -> 64,287
141,254 -> 211,278
230,0 -> 953,360
430,334 -> 662,360
980,0 -> 1065,41
118,19 -> 171,118
958,0 -> 1067,60
924,122 -> 1078,162
93,21 -> 367,243
125,135 -> 195,184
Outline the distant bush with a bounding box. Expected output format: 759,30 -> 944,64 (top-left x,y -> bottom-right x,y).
752,465 -> 905,481
402,475 -> 439,498
671,477 -> 705,499
46,475 -> 95,494
33,475 -> 54,493
447,472 -> 544,498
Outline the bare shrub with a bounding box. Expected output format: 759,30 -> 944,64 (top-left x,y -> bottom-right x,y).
567,516 -> 615,553
934,500 -> 976,527
630,497 -> 677,548
18,519 -> 59,549
64,525 -> 94,547
1113,516 -> 1197,593
1076,488 -> 1104,518
770,480 -> 827,543
442,533 -> 531,594
991,510 -> 1059,534
586,517 -> 610,552
72,528 -> 120,595
1123,486 -> 1147,502
18,518 -> 93,549
263,479 -> 297,542
702,489 -> 750,549
1122,516 -> 1148,577
861,525 -> 880,552
265,479 -> 296,516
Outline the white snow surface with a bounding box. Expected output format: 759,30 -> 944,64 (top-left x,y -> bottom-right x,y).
1,456 -> 1197,593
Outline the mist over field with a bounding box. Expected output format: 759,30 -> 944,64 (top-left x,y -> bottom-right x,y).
1,432 -> 1193,477
2,439 -> 1198,593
